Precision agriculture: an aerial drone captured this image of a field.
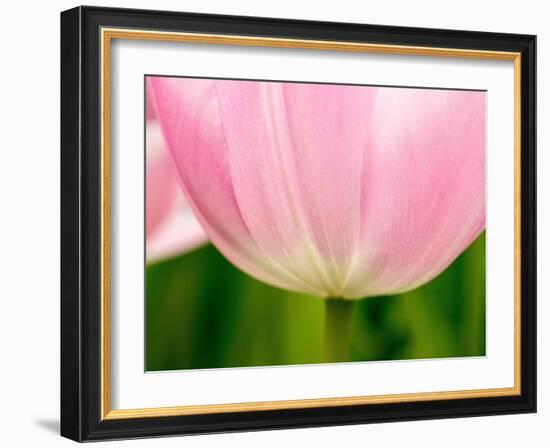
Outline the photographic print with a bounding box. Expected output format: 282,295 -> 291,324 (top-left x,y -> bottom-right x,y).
145,77 -> 486,371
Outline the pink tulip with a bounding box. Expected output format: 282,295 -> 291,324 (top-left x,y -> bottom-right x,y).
146,85 -> 207,263
150,78 -> 485,298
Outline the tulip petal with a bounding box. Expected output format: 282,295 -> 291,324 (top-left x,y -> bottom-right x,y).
342,88 -> 486,297
152,77 -> 486,299
214,81 -> 378,296
146,198 -> 208,263
150,77 -> 326,294
146,121 -> 176,237
146,120 -> 208,262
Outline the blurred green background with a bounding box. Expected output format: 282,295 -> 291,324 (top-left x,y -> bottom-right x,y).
146,232 -> 485,371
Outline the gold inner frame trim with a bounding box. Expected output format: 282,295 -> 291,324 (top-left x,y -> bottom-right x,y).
100,27 -> 522,421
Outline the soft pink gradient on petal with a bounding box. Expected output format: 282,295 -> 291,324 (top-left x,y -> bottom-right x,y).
151,78 -> 326,294
145,96 -> 207,263
146,122 -> 176,237
146,194 -> 207,263
214,81 -> 376,294
151,77 -> 486,298
146,84 -> 157,120
344,88 -> 486,297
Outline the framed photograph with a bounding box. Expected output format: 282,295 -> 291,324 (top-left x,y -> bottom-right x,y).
60,6 -> 536,442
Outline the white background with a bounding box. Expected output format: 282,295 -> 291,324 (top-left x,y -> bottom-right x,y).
0,0 -> 547,447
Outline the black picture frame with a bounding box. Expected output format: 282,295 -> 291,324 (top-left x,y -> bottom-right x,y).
61,5 -> 536,442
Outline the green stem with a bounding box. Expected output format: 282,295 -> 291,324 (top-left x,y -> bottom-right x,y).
323,298 -> 355,363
